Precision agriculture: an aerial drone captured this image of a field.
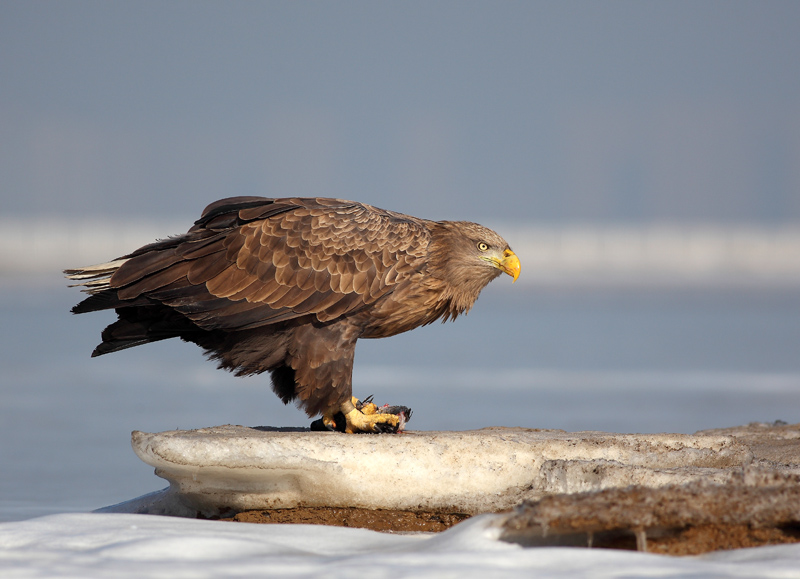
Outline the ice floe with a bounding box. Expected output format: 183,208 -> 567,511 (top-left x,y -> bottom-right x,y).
108,424 -> 756,517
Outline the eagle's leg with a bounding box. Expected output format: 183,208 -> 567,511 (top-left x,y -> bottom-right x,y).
320,397 -> 363,430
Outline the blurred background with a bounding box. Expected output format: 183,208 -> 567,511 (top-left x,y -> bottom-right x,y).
1,1 -> 799,521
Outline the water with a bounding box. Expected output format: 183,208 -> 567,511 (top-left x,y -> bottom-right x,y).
1,275 -> 799,522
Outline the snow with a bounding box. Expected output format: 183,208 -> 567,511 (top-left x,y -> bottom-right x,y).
1,513 -> 800,578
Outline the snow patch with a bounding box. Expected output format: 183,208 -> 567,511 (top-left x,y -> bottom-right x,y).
2,513 -> 800,578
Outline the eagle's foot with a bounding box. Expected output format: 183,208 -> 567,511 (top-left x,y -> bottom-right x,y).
312,396 -> 411,433
343,406 -> 400,433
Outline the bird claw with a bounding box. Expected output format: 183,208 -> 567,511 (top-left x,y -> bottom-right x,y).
357,395 -> 374,408
310,396 -> 412,433
309,414 -> 341,431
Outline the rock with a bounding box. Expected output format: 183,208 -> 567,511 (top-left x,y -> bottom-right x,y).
98,423 -> 795,519
500,469 -> 800,554
696,421 -> 800,470
495,422 -> 800,555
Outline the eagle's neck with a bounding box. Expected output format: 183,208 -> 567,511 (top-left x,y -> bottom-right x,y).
425,225 -> 501,322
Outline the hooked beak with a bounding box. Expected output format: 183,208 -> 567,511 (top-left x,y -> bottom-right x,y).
488,249 -> 520,282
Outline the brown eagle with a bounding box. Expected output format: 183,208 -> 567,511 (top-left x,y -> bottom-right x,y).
66,197 -> 520,433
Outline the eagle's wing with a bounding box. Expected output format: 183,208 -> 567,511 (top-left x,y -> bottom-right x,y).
102,197 -> 432,331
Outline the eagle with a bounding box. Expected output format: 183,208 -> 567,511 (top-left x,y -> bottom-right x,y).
66,197 -> 520,433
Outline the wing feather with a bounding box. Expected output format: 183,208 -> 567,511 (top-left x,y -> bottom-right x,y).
177,234 -> 227,259
117,260 -> 194,300
352,270 -> 370,295
294,267 -> 316,291
312,269 -> 331,292
90,197 -> 433,332
187,251 -> 229,284
206,266 -> 257,298
277,286 -> 318,309
247,280 -> 292,304
111,249 -> 182,287
316,293 -> 365,322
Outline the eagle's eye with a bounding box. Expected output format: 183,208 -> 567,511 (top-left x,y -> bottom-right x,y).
477,242 -> 489,251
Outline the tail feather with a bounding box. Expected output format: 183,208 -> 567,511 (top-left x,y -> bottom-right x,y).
91,336 -> 157,357
91,306 -> 202,356
66,259 -> 133,314
66,255 -> 205,354
70,291 -> 139,315
64,259 -> 129,295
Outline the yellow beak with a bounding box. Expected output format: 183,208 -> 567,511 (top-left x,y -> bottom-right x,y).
497,249 -> 521,282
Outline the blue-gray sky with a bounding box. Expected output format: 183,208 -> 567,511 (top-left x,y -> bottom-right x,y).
1,1 -> 798,222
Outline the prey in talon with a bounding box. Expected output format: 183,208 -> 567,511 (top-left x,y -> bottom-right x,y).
66,197 -> 520,433
311,396 -> 413,433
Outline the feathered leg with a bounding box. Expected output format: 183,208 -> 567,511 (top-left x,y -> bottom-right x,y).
288,323 -> 407,433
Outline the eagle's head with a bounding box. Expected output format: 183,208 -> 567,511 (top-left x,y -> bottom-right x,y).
429,220 -> 520,318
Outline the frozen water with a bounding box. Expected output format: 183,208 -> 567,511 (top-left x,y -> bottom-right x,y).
1,512 -> 800,578
112,425 -> 754,517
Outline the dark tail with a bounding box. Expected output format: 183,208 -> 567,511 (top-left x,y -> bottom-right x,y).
91,304 -> 203,357
66,260 -> 200,356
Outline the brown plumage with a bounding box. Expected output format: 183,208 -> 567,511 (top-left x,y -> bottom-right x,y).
66,197 -> 520,432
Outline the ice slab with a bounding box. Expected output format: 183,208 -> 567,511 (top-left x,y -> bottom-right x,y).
98,424 -> 800,519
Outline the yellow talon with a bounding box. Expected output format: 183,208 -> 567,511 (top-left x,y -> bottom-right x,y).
350,395 -> 380,416
316,396 -> 406,433
343,407 -> 399,434
322,411 -> 338,431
